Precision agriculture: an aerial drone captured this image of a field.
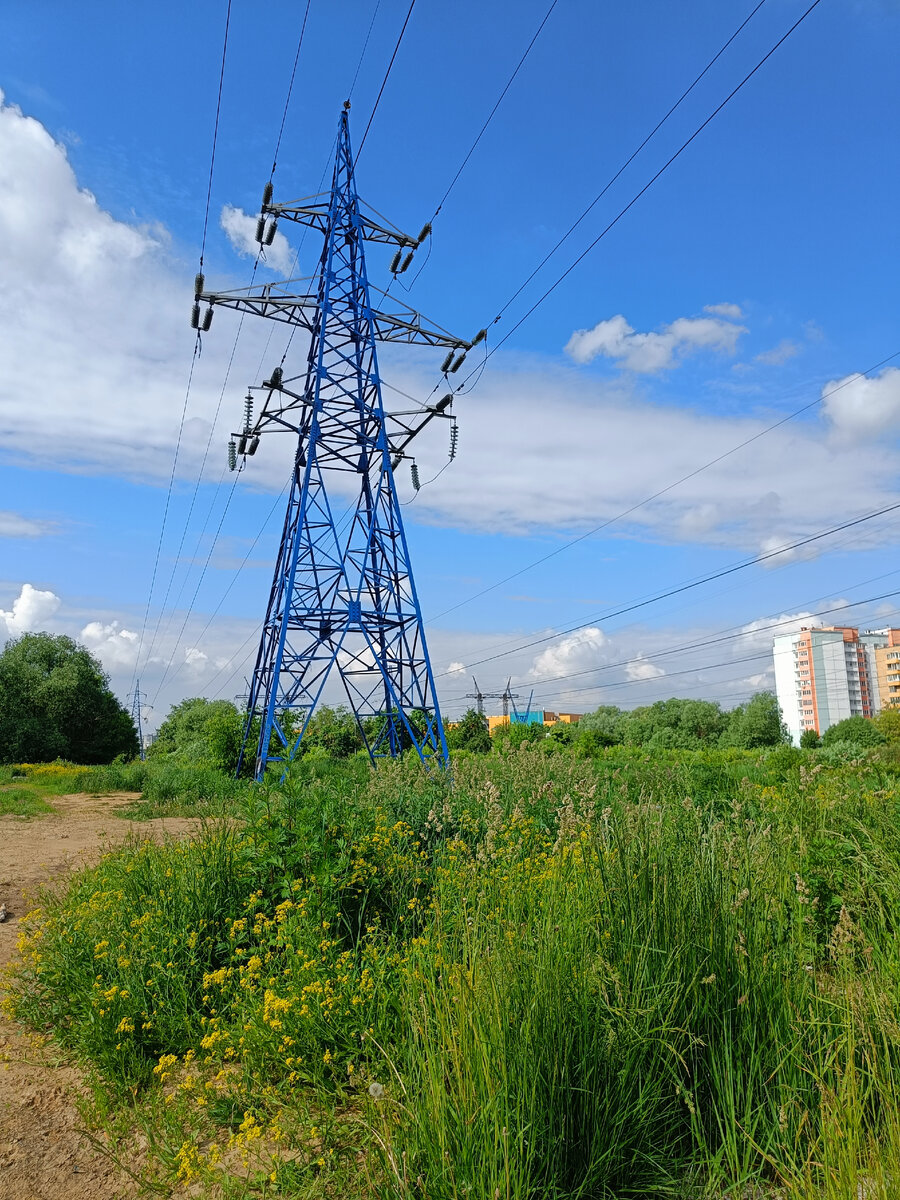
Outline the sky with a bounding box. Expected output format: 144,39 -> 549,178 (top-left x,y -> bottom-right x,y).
1,0 -> 899,730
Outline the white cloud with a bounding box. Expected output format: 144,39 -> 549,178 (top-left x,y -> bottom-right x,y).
704,302 -> 744,319
822,367 -> 900,441
624,653 -> 665,681
446,661 -> 466,675
398,357 -> 900,553
565,312 -> 746,372
0,510 -> 55,537
737,611 -> 816,654
0,583 -> 61,639
80,620 -> 139,669
529,627 -> 608,680
0,91 -> 290,486
220,204 -> 295,275
755,339 -> 800,366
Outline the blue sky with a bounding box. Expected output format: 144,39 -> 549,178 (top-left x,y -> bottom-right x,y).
1,0 -> 899,726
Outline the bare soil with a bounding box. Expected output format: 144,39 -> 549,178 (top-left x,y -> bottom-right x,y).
0,792 -> 201,1200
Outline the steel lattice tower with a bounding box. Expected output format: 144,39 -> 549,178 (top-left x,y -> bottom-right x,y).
196,106 -> 472,779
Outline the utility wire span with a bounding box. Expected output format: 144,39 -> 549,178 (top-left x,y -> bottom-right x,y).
484,0 -> 768,329
269,0 -> 313,181
159,480 -> 291,698
429,348 -> 900,624
443,584 -> 900,703
139,9 -> 317,692
355,0 -> 417,165
430,0 -> 560,224
199,0 -> 233,269
467,0 -> 823,374
150,469 -> 241,703
435,498 -> 900,679
129,343 -> 201,694
130,0 -> 234,695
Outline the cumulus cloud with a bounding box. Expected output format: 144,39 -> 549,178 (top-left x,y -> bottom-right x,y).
822,367 -> 900,441
446,661 -> 466,675
0,510 -> 55,537
80,620 -> 139,669
737,611 -> 816,653
220,204 -> 296,275
704,302 -> 744,319
396,356 -> 900,553
0,583 -> 61,639
624,653 -> 665,681
528,627 -> 608,680
0,91 -> 289,486
755,339 -> 800,366
565,312 -> 746,372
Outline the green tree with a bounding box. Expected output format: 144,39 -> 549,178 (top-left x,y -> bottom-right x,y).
149,697 -> 243,764
821,715 -> 886,749
622,698 -> 727,749
302,705 -> 364,758
446,708 -> 491,754
874,707 -> 900,743
799,727 -> 821,749
578,705 -> 625,747
0,632 -> 138,764
720,692 -> 788,749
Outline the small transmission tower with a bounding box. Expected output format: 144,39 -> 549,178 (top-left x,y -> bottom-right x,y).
128,680 -> 148,761
466,677 -> 520,720
197,105 -> 473,778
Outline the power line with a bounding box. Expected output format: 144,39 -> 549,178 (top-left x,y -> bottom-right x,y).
130,2 -> 234,693
149,470 -> 241,704
482,0 -> 768,329
354,0 -> 417,165
434,498 -> 900,679
429,348 -> 900,624
199,0 -> 233,269
429,0 -> 559,224
140,9 -> 316,690
268,0 -> 313,181
443,585 -> 900,703
466,0 -> 824,375
349,0 -> 383,100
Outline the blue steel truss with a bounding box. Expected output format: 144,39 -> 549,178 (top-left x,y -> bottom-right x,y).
198,107 -> 470,778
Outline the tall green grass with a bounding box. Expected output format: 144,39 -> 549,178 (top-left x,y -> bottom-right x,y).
7,747 -> 900,1197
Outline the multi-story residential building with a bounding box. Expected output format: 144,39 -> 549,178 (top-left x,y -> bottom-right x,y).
773,625 -> 900,743
874,636 -> 900,710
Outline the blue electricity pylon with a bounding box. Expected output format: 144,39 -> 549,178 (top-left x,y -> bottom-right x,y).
196,105 -> 473,779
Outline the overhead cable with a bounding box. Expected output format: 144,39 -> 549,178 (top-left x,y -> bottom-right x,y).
435,497 -> 900,679
429,348 -> 900,623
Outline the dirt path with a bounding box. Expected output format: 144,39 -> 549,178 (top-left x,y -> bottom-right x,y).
0,792 -> 201,1200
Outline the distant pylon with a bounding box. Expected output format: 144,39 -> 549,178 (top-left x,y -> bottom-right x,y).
128,680 -> 147,761
198,106 -> 473,778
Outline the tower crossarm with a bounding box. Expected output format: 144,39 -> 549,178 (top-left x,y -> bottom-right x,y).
263,195 -> 419,248
242,378 -> 453,463
198,280 -> 319,335
199,281 -> 468,350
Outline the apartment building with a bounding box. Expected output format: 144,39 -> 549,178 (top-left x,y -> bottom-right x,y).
874,638 -> 900,710
773,625 -> 900,744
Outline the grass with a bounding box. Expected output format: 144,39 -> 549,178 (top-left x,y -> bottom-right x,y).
0,784 -> 54,817
6,745 -> 900,1197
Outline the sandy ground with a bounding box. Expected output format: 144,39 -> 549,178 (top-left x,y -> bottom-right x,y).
0,791 -> 201,1200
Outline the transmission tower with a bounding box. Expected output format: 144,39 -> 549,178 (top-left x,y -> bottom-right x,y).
196,105 -> 477,779
466,677 -> 520,719
128,680 -> 148,761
